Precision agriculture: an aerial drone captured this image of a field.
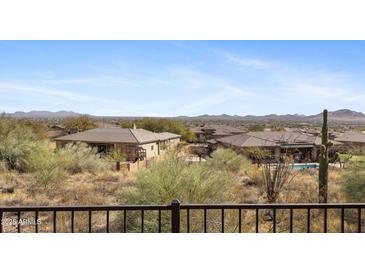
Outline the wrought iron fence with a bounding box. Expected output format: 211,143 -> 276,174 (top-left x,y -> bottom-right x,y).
0,200 -> 364,233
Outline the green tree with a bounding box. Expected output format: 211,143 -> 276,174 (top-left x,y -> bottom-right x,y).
120,118 -> 196,142
248,124 -> 265,131
63,115 -> 97,133
336,152 -> 353,168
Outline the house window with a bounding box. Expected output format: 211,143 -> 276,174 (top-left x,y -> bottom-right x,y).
151,145 -> 154,150
97,145 -> 107,154
160,141 -> 167,150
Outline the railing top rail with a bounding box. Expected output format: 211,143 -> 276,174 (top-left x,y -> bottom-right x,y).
0,205 -> 171,212
0,203 -> 365,212
180,203 -> 365,209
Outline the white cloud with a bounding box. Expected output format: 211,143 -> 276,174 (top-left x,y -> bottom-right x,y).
219,84 -> 255,96
147,78 -> 176,87
172,92 -> 230,116
278,70 -> 360,99
219,51 -> 272,69
0,82 -> 112,103
0,80 -> 183,116
43,76 -> 140,87
264,68 -> 365,113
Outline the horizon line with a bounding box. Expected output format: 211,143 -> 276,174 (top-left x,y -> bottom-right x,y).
2,108 -> 364,118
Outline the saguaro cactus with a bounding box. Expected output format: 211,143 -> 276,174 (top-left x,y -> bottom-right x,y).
319,109 -> 329,203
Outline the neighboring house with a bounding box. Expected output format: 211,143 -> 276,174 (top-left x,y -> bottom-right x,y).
55,128 -> 181,161
215,131 -> 342,162
191,124 -> 246,143
47,124 -> 66,139
333,131 -> 365,148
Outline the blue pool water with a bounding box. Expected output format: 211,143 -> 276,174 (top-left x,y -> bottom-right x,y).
292,163 -> 319,170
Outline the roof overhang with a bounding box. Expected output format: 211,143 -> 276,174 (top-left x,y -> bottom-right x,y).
280,144 -> 315,149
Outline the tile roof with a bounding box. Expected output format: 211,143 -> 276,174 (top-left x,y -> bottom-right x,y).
247,131 -> 318,144
156,132 -> 182,140
191,125 -> 245,136
55,128 -> 181,144
334,131 -> 365,143
216,133 -> 277,147
216,131 -> 324,148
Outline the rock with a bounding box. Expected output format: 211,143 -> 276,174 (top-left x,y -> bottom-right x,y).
242,176 -> 257,186
1,186 -> 14,193
262,209 -> 273,221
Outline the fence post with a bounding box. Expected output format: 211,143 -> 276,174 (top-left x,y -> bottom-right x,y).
171,199 -> 180,233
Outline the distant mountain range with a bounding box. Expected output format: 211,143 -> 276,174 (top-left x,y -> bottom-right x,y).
175,109 -> 365,124
11,111 -> 81,118
7,109 -> 365,124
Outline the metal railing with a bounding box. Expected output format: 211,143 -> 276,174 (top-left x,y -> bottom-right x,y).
0,200 -> 364,233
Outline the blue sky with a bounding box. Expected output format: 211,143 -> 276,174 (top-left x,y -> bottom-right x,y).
0,41 -> 365,116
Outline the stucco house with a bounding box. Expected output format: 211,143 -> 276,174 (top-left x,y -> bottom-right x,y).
55,128 -> 181,161
214,131 -> 342,162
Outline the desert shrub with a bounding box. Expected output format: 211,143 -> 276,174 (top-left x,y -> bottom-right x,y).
0,115 -> 110,186
27,142 -> 109,186
24,143 -> 67,187
342,161 -> 365,202
348,146 -> 365,156
32,165 -> 66,187
247,167 -> 265,186
119,150 -> 251,232
105,150 -> 126,162
0,161 -> 8,173
56,143 -> 109,174
246,147 -> 272,161
204,148 -> 251,174
119,152 -> 238,205
0,116 -> 42,172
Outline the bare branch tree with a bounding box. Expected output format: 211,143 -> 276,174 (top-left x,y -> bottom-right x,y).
261,157 -> 296,203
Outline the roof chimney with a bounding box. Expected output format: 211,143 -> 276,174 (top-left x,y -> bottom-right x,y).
133,123 -> 137,130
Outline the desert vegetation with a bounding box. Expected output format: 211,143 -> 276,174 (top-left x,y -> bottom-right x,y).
118,149 -> 250,205
63,115 -> 97,133
341,148 -> 365,203
0,115 -> 110,187
1,115 -> 365,232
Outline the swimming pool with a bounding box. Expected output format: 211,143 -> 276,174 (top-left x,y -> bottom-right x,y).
292,163 -> 319,170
